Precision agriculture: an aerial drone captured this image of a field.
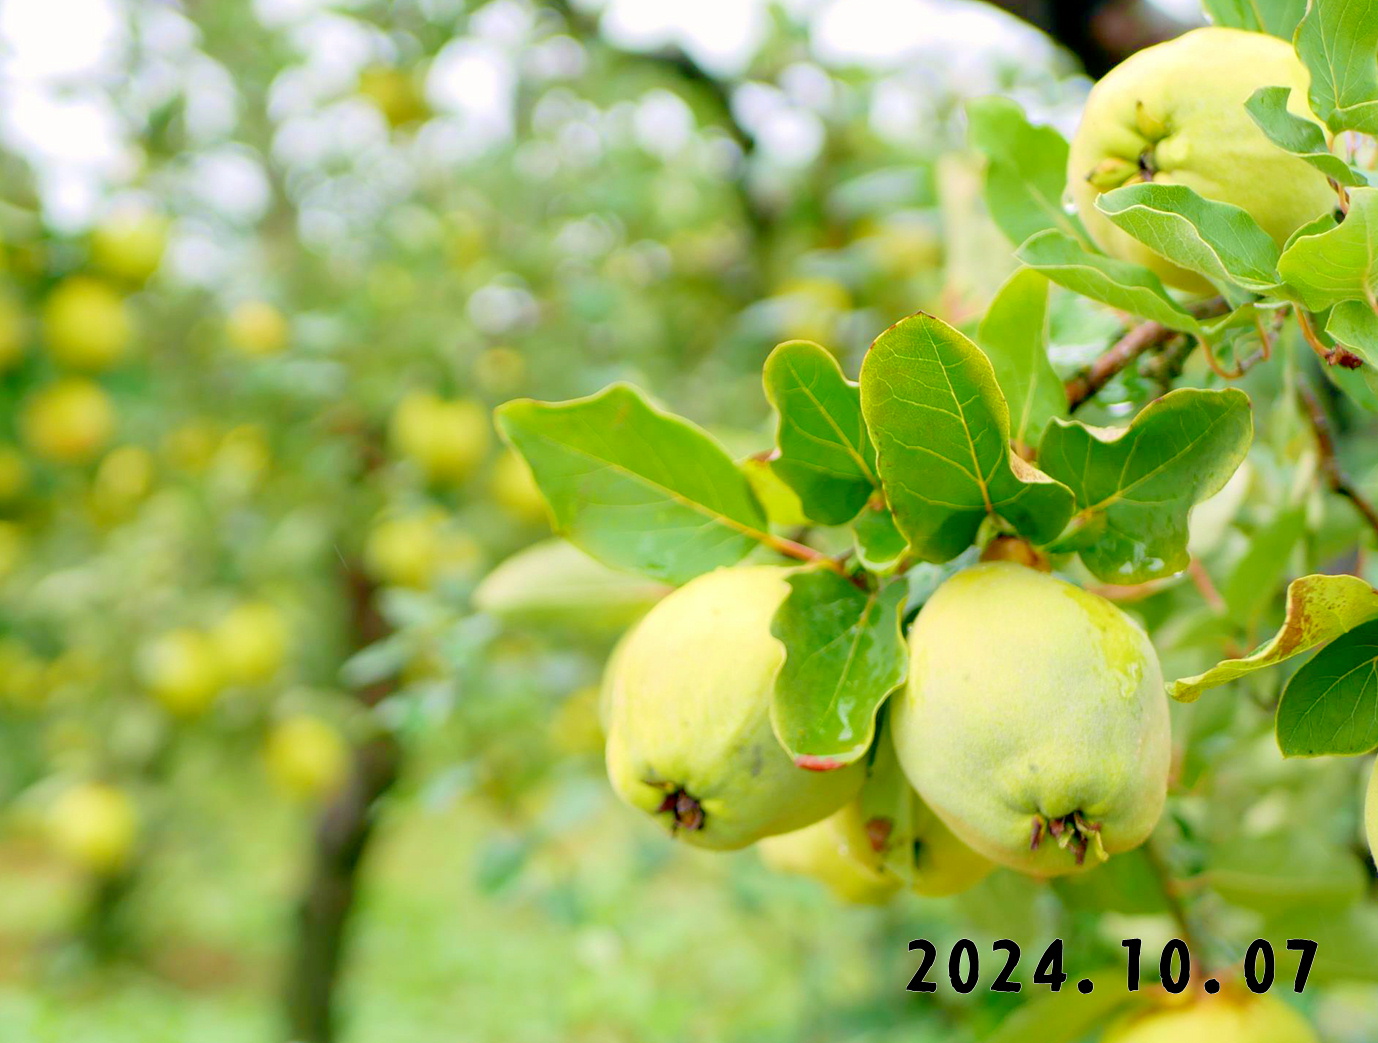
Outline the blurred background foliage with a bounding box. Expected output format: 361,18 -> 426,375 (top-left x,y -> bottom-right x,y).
0,0 -> 1376,1041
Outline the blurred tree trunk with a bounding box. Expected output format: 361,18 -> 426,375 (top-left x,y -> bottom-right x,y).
984,0 -> 1200,75
284,570 -> 399,1043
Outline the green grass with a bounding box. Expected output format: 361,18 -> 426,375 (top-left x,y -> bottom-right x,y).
0,766 -> 957,1043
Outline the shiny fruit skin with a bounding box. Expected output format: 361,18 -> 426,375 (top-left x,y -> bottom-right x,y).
1067,27 -> 1335,294
892,562 -> 1169,877
603,566 -> 864,850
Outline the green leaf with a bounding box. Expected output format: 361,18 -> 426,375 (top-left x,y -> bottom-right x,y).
1095,183 -> 1281,303
1297,0 -> 1378,135
1245,86 -> 1366,187
763,340 -> 876,526
1277,187 -> 1378,310
1016,230 -> 1202,334
1203,0 -> 1307,36
852,498 -> 909,573
966,97 -> 1088,248
496,384 -> 769,585
1170,574 -> 1378,701
1325,299 -> 1378,367
1277,618 -> 1378,756
1039,388 -> 1253,584
976,268 -> 1066,448
1209,830 -> 1367,911
859,313 -> 1074,563
770,570 -> 908,768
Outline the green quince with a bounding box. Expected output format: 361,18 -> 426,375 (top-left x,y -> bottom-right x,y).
604,566 -> 864,850
891,562 -> 1170,877
1068,27 -> 1335,294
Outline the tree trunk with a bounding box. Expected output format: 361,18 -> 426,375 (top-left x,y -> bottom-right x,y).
284,569 -> 399,1043
984,0 -> 1200,76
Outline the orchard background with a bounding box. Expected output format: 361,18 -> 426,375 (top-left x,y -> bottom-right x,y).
3,0 -> 1378,1041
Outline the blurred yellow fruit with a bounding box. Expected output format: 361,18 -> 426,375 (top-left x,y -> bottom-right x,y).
138,628 -> 223,716
365,513 -> 441,589
358,66 -> 430,129
0,445 -> 30,503
1103,992 -> 1317,1043
225,300 -> 289,357
447,210 -> 487,268
47,782 -> 138,875
778,277 -> 850,344
212,601 -> 289,685
0,545 -> 21,593
163,420 -> 219,472
91,445 -> 155,521
21,379 -> 116,464
91,208 -> 168,283
473,346 -> 525,395
550,685 -> 607,757
490,449 -> 546,524
0,293 -> 25,371
389,391 -> 491,485
43,276 -> 132,371
211,424 -> 272,489
364,511 -> 477,589
265,715 -> 351,799
0,638 -> 44,707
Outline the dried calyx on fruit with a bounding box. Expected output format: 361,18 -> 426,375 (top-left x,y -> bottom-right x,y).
891,562 -> 1170,877
603,566 -> 864,850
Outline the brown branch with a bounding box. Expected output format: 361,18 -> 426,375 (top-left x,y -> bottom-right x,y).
1298,382 -> 1378,540
981,0 -> 1199,76
1065,298 -> 1231,411
1066,320 -> 1178,410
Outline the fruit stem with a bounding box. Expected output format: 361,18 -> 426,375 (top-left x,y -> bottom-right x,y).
764,533 -> 867,589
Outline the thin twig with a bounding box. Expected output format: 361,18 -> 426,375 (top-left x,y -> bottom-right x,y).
1188,558 -> 1226,614
1298,382 -> 1378,539
1065,320 -> 1176,410
1065,298 -> 1230,411
1141,836 -> 1211,977
1297,309 -> 1364,370
765,533 -> 865,588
